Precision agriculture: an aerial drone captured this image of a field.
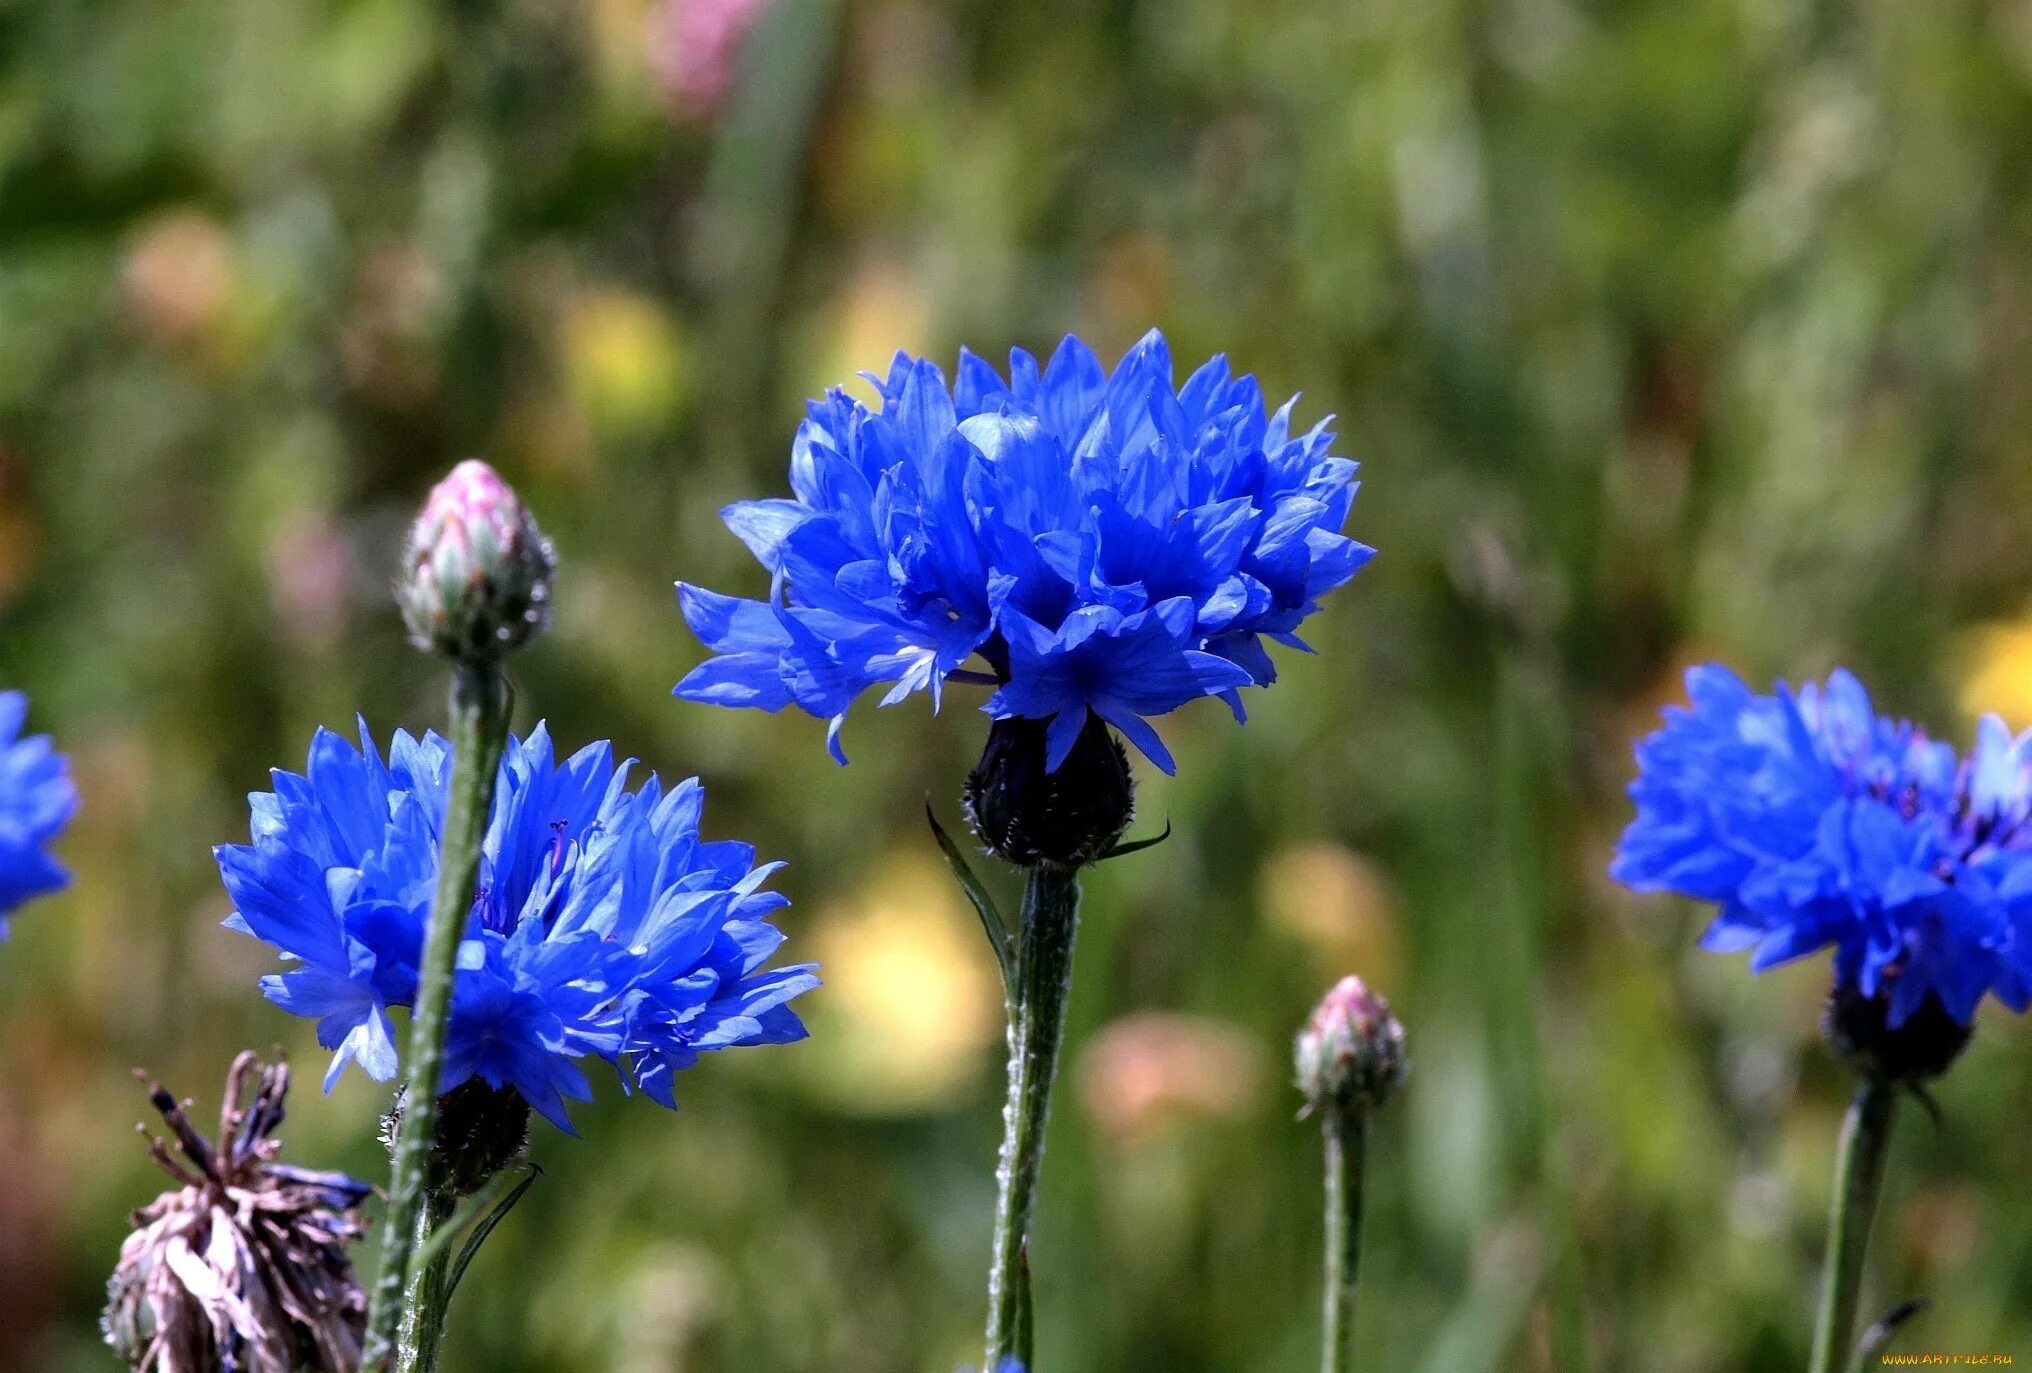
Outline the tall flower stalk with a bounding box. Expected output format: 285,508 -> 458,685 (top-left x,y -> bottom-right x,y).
1317,1111 -> 1365,1371
1808,1079 -> 1897,1373
365,461 -> 550,1368
361,660 -> 512,1369
982,862 -> 1080,1361
1295,975 -> 1406,1373
961,715 -> 1133,1369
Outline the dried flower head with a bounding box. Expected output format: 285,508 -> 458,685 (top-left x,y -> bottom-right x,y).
397,460 -> 556,664
104,1053 -> 371,1373
1295,974 -> 1407,1117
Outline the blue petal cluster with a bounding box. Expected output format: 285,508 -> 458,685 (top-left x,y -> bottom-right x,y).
0,690 -> 77,936
675,330 -> 1371,773
1613,665 -> 2032,1026
217,724 -> 817,1129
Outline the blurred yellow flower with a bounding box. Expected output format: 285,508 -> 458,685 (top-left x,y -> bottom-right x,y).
564,286 -> 688,436
1257,841 -> 1399,989
815,261 -> 931,403
798,849 -> 1002,1113
1959,618 -> 2032,728
585,0 -> 659,105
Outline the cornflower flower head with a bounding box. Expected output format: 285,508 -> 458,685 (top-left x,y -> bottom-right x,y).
675,329 -> 1370,777
0,689 -> 77,936
1614,665 -> 2032,1043
216,723 -> 817,1130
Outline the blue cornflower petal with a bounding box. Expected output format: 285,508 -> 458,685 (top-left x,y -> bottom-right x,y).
0,691 -> 77,936
1615,665 -> 2032,1025
675,330 -> 1368,771
219,724 -> 816,1127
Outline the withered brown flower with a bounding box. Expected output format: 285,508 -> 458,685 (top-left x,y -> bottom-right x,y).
104,1052 -> 372,1373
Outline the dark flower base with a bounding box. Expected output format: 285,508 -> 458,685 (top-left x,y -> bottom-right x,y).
1823,984 -> 1973,1085
432,1079 -> 531,1196
385,1078 -> 532,1199
965,712 -> 1134,869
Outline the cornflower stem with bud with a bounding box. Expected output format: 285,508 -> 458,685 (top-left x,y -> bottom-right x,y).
1296,975 -> 1406,1373
1319,1109 -> 1367,1373
1808,1079 -> 1899,1373
362,662 -> 512,1371
984,862 -> 1082,1371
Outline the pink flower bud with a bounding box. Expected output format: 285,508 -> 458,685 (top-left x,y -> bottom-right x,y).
397,460 -> 555,664
1295,974 -> 1407,1116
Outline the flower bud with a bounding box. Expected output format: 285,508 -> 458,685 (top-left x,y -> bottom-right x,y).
1823,983 -> 1972,1085
1295,975 -> 1407,1117
397,460 -> 555,664
105,1053 -> 370,1373
964,711 -> 1134,868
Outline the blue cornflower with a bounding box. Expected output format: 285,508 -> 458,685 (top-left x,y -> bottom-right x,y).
1613,665 -> 2032,1027
0,690 -> 77,936
216,723 -> 817,1130
675,330 -> 1371,773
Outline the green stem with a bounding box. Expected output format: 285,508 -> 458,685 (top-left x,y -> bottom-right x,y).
1321,1110 -> 1368,1373
362,663 -> 511,1370
394,1189 -> 457,1373
1808,1080 -> 1900,1373
983,863 -> 1083,1371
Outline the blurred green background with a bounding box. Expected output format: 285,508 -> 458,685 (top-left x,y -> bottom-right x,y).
6,0 -> 2032,1369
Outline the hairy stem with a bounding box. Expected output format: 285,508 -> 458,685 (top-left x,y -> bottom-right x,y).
983,863 -> 1082,1371
1808,1080 -> 1899,1373
362,664 -> 511,1369
394,1188 -> 456,1373
1320,1110 -> 1368,1373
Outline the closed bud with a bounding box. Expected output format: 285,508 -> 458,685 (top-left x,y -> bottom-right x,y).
1295,975 -> 1407,1117
105,1053 -> 370,1373
1823,983 -> 1972,1085
963,712 -> 1133,869
398,460 -> 555,664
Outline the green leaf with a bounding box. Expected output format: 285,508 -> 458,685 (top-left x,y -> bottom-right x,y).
1907,1083 -> 1943,1130
927,803 -> 1016,1002
1095,819 -> 1172,864
406,1164 -> 542,1306
445,1166 -> 542,1302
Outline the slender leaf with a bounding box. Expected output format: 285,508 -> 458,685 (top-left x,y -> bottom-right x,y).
443,1166 -> 543,1303
1095,819 -> 1172,864
927,803 -> 1016,1001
